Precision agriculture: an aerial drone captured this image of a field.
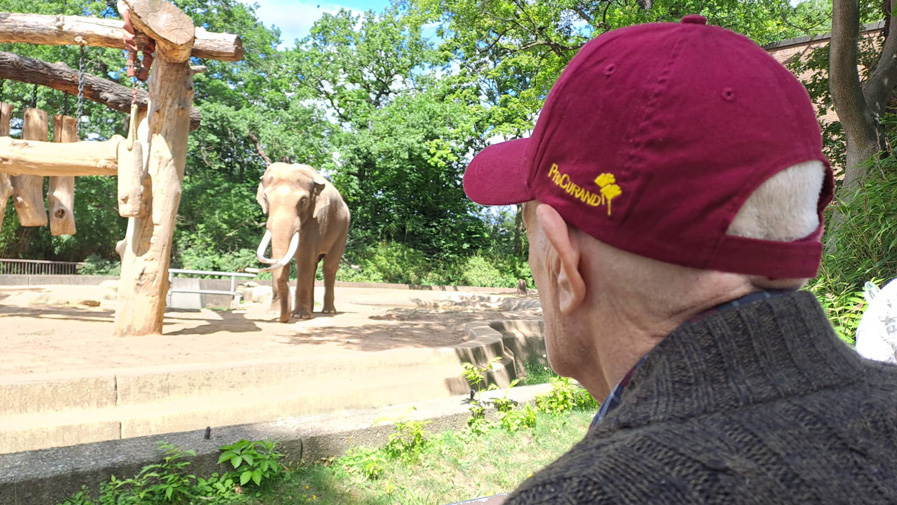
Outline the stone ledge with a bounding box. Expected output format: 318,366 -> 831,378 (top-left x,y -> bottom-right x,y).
0,384 -> 556,505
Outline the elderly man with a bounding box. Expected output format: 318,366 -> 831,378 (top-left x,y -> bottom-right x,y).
464,15 -> 897,504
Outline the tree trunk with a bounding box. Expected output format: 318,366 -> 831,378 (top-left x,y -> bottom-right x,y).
0,103 -> 14,233
828,0 -> 897,247
49,115 -> 77,236
0,50 -> 201,131
513,203 -> 524,258
11,108 -> 48,227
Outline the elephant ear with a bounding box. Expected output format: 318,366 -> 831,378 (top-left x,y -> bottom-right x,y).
256,181 -> 268,214
312,174 -> 329,220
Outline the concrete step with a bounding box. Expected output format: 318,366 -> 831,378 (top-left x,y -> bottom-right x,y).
0,319 -> 545,454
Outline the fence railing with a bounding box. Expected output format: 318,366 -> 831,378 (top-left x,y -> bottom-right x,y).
167,268 -> 257,307
0,259 -> 87,275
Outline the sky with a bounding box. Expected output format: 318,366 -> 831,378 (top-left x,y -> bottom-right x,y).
240,0 -> 392,47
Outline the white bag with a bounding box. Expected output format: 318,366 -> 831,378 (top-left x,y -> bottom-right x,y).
855,278 -> 897,364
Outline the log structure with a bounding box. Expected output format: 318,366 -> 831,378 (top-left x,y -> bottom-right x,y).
12,108 -> 49,227
0,12 -> 243,61
0,135 -> 123,176
0,0 -> 243,336
49,115 -> 78,236
0,103 -> 13,232
0,51 -> 201,131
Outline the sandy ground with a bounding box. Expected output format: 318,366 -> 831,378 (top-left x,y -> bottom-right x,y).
0,284 -> 542,377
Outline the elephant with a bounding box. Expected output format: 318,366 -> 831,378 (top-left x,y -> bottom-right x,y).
250,163 -> 350,323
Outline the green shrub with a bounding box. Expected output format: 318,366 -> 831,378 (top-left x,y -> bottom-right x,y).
384,419 -> 431,462
218,439 -> 285,487
535,377 -> 599,414
459,255 -> 512,287
342,446 -> 388,480
808,161 -> 897,343
79,254 -> 121,276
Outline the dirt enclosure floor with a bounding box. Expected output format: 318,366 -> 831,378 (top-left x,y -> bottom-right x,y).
0,284 -> 542,378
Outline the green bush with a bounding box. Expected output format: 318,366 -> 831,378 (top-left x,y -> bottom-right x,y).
218,439 -> 285,487
58,440 -> 285,505
535,377 -> 599,414
459,255 -> 513,287
808,161 -> 897,343
79,254 -> 121,276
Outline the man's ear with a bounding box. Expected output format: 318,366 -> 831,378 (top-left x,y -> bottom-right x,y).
536,204 -> 586,314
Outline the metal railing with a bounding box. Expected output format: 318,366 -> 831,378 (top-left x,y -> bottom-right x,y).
0,259 -> 87,275
167,268 -> 257,307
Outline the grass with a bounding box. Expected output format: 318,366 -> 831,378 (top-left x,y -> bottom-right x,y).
239,410 -> 593,505
519,356 -> 559,386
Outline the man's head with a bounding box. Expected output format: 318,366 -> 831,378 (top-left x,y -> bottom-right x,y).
463,16 -> 833,395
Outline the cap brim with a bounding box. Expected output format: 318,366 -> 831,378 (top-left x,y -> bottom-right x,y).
463,138 -> 533,205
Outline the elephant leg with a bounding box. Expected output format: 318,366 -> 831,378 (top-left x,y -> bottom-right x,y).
293,253 -> 317,319
321,253 -> 340,314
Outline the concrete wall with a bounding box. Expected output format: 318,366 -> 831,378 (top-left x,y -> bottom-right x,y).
0,275 -> 518,309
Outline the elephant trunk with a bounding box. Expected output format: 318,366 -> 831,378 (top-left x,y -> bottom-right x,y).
270,231 -> 299,323
246,231 -> 299,273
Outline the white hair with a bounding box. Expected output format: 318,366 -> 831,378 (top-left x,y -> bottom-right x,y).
727,161 -> 825,242
727,160 -> 826,288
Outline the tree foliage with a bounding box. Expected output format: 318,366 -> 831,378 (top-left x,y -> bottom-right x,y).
0,0 -> 851,288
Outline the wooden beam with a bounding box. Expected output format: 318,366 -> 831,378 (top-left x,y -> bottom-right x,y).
49,115 -> 78,236
12,108 -> 48,227
0,51 -> 201,131
0,12 -> 243,61
0,135 -> 123,176
120,0 -> 195,64
0,103 -> 14,233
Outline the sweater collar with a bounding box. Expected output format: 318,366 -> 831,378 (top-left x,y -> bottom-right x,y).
597,290 -> 864,431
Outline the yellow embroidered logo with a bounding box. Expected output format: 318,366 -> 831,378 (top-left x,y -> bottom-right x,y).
547,164 -> 622,216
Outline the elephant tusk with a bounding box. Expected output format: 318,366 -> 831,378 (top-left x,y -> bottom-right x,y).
256,230 -> 278,264
247,232 -> 299,273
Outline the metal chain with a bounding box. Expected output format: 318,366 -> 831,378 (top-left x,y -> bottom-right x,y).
30,83 -> 38,109
77,45 -> 85,137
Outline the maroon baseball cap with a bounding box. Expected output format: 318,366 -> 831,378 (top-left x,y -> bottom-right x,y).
464,15 -> 833,279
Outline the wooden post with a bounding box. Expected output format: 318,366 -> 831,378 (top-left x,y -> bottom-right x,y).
115,0 -> 196,336
11,108 -> 48,227
0,103 -> 14,230
49,115 -> 77,236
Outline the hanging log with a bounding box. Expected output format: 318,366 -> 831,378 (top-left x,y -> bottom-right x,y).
116,1 -> 196,336
49,115 -> 78,236
0,135 -> 123,176
0,104 -> 13,234
117,108 -> 150,218
0,51 -> 201,131
0,12 -> 243,61
11,108 -> 48,227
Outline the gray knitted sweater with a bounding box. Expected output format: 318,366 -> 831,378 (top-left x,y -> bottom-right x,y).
507,291 -> 897,504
